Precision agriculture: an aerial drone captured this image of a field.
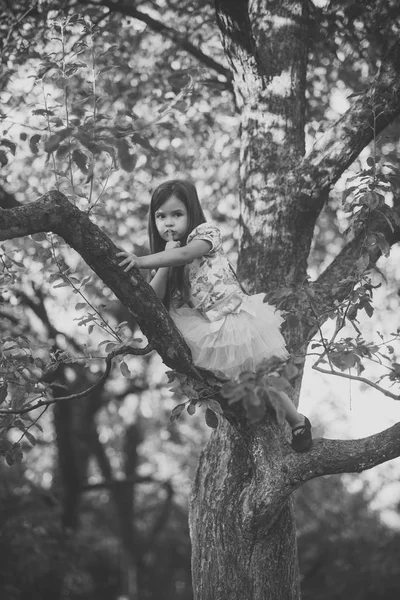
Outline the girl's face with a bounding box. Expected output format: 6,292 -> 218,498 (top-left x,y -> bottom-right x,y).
154,195 -> 189,243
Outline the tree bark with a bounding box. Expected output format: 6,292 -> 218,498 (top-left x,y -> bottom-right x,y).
190,419 -> 301,600
189,2 -> 400,599
3,4 -> 400,596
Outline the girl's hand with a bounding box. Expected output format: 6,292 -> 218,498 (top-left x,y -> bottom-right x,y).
116,251 -> 143,272
165,240 -> 181,250
165,230 -> 181,250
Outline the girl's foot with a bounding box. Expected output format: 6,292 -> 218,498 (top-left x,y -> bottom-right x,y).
291,416 -> 312,452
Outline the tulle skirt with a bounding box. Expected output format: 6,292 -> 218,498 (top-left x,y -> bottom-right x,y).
170,293 -> 289,380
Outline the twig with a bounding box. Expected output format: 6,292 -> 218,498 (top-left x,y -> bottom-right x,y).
0,344 -> 152,415
312,363 -> 400,400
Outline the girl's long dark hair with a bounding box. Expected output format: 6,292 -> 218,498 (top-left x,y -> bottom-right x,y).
148,179 -> 206,308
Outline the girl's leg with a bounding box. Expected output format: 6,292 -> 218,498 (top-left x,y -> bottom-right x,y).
278,391 -> 305,428
278,390 -> 313,452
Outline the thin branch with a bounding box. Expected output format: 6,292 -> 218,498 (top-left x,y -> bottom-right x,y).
76,0 -> 232,86
0,344 -> 152,415
312,363 -> 400,401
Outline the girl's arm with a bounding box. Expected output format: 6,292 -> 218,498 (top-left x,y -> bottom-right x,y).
117,239 -> 212,272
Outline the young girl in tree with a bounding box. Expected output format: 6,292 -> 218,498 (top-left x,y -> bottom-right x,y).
117,180 -> 312,452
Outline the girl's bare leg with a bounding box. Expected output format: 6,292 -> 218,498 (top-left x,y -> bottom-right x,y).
278,391 -> 305,428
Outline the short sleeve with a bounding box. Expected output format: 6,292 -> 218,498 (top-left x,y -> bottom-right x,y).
186,223 -> 222,254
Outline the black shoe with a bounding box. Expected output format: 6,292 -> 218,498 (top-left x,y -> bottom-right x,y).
291,416 -> 312,452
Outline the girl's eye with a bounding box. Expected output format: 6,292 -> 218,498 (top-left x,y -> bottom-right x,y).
156,214 -> 164,219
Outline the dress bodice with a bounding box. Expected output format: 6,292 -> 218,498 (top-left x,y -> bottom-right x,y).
183,223 -> 245,321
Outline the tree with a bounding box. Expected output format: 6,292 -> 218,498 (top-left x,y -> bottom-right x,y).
2,1 -> 400,598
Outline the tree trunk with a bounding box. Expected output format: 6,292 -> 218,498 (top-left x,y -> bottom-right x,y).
188,3 -> 309,597
190,420 -> 300,600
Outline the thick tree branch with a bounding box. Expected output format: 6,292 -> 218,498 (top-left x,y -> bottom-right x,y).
0,191 -> 207,382
299,38 -> 400,210
287,421 -> 400,484
240,417 -> 400,530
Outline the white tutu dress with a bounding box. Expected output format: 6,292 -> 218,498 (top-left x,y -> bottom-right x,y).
169,223 -> 289,380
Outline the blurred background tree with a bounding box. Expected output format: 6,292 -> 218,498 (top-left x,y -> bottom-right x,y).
1,0 -> 400,598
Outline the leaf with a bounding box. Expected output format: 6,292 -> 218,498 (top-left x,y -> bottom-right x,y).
99,338 -> 115,347
120,361 -> 131,378
205,408 -> 218,429
187,402 -> 196,415
0,382 -> 8,405
29,134 -> 41,154
31,232 -> 47,242
45,133 -> 62,153
0,150 -> 8,167
360,191 -> 381,209
116,139 -> 137,172
72,149 -> 89,173
0,138 -> 16,155
285,313 -> 300,328
342,185 -> 358,204
75,302 -> 87,310
204,399 -> 223,415
5,443 -> 23,466
104,342 -> 118,353
170,402 -> 186,422
56,143 -> 72,159
32,108 -> 54,116
98,65 -> 116,76
166,371 -> 177,384
131,133 -> 158,154
374,232 -> 391,257
24,431 -> 36,446
330,350 -> 359,371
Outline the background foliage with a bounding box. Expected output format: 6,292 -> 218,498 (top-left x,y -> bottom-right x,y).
1,1 -> 400,598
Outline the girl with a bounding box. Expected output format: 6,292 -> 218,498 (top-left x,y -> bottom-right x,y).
117,180 -> 312,452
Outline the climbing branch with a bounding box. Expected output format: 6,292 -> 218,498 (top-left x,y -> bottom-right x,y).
0,190 -> 206,380
287,420 -> 400,483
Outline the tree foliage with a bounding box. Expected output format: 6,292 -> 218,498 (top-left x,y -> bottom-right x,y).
2,1 -> 400,598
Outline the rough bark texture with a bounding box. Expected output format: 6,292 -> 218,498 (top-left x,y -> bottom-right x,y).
216,0 -> 310,293
187,2 -> 400,599
190,419 -> 300,600
3,3 -> 400,599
